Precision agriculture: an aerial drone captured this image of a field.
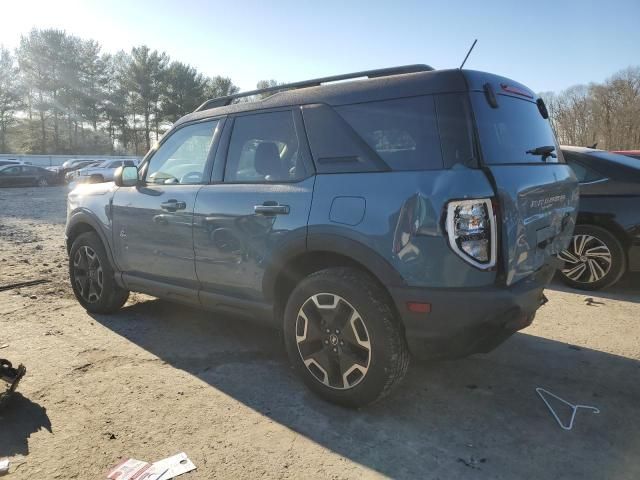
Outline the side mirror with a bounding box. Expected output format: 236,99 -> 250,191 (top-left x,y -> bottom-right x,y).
114,165 -> 139,187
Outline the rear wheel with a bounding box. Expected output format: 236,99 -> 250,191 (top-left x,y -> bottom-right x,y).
69,232 -> 129,313
283,267 -> 409,407
558,225 -> 626,290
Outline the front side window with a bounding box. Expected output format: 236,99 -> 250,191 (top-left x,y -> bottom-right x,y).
336,96 -> 443,170
225,111 -> 303,183
145,120 -> 218,185
1,166 -> 21,175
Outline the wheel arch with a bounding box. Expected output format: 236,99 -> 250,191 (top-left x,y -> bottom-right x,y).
66,212 -> 117,269
266,234 -> 405,325
576,212 -> 630,253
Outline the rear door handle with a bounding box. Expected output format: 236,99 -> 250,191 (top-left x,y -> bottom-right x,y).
254,203 -> 290,215
161,199 -> 187,212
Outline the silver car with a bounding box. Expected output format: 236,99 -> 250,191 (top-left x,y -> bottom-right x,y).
74,159 -> 138,183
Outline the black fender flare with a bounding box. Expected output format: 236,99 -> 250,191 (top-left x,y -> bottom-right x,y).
66,210 -> 117,269
262,231 -> 405,303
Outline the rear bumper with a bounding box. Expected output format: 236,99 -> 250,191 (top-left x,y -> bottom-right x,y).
390,265 -> 555,360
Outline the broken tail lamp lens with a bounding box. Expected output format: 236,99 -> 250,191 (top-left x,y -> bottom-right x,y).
446,199 -> 497,269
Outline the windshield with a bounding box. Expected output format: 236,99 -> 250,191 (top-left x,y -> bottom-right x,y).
471,93 -> 562,164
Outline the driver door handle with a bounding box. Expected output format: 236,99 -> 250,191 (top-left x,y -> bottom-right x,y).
161,199 -> 187,212
254,203 -> 290,215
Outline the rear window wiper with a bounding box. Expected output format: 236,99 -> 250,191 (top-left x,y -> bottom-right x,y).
526,145 -> 556,161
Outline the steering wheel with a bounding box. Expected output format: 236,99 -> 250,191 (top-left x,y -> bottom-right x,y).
179,171 -> 202,184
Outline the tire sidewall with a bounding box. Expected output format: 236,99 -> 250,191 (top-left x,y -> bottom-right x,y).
69,232 -> 124,312
559,225 -> 626,290
283,269 -> 403,407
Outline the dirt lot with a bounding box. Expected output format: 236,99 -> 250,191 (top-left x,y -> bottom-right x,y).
1,185 -> 639,479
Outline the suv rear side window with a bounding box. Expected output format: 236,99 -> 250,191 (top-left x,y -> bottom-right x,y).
335,96 -> 443,170
471,93 -> 560,164
225,111 -> 304,183
435,94 -> 476,168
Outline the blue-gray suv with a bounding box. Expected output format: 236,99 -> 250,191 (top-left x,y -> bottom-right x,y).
66,65 -> 579,407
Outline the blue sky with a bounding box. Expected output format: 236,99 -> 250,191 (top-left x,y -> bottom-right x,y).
2,0 -> 639,93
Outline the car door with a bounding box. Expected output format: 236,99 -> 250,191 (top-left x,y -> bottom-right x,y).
21,166 -> 39,185
193,109 -> 314,310
0,166 -> 24,186
111,119 -> 223,300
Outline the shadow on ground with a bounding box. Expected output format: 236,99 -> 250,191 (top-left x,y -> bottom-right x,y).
0,393 -> 52,457
90,299 -> 640,479
548,272 -> 640,304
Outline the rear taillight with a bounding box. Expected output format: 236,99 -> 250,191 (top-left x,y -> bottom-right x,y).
446,198 -> 497,269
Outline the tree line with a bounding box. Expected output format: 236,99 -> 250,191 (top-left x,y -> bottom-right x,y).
0,29 -> 280,156
1,29 -> 639,155
540,66 -> 640,150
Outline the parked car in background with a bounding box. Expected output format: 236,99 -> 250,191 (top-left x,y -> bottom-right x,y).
0,164 -> 59,187
610,150 -> 640,160
559,146 -> 640,290
0,159 -> 29,167
67,65 -> 578,407
62,160 -> 103,183
72,159 -> 138,183
62,158 -> 96,170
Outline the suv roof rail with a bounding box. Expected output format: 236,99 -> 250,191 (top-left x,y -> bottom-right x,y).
194,64 -> 434,112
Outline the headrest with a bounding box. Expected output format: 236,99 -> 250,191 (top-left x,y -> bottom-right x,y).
254,142 -> 282,178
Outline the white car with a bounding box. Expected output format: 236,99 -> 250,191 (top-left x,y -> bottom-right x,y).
74,159 -> 138,183
0,159 -> 29,167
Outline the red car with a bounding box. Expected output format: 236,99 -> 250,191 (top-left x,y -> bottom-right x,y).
611,150 -> 640,160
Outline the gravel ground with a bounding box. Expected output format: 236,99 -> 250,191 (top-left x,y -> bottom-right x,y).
0,185 -> 639,479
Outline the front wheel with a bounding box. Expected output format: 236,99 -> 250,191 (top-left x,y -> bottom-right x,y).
69,232 -> 129,313
283,267 -> 409,407
557,225 -> 626,290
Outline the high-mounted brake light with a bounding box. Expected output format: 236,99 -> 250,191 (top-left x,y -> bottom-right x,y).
446,199 -> 497,269
500,83 -> 534,99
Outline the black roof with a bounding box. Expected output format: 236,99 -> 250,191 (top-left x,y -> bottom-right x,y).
176,68 -> 469,126
175,68 -> 537,127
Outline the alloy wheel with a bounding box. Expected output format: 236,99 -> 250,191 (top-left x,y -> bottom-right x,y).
559,234 -> 612,284
73,245 -> 104,303
37,178 -> 48,187
295,293 -> 371,390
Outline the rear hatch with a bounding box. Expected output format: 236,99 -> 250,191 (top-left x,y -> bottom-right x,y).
466,72 -> 579,285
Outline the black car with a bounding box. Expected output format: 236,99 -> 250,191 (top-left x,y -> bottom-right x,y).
0,164 -> 59,187
558,146 -> 640,290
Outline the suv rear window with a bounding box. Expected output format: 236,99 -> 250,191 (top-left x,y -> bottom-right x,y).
471,93 -> 560,164
335,96 -> 443,170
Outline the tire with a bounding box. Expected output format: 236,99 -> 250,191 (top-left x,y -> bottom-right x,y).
69,232 -> 129,313
36,177 -> 48,187
283,267 -> 409,407
557,225 -> 626,290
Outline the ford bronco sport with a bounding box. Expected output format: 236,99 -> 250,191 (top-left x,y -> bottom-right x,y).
66,65 -> 579,407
